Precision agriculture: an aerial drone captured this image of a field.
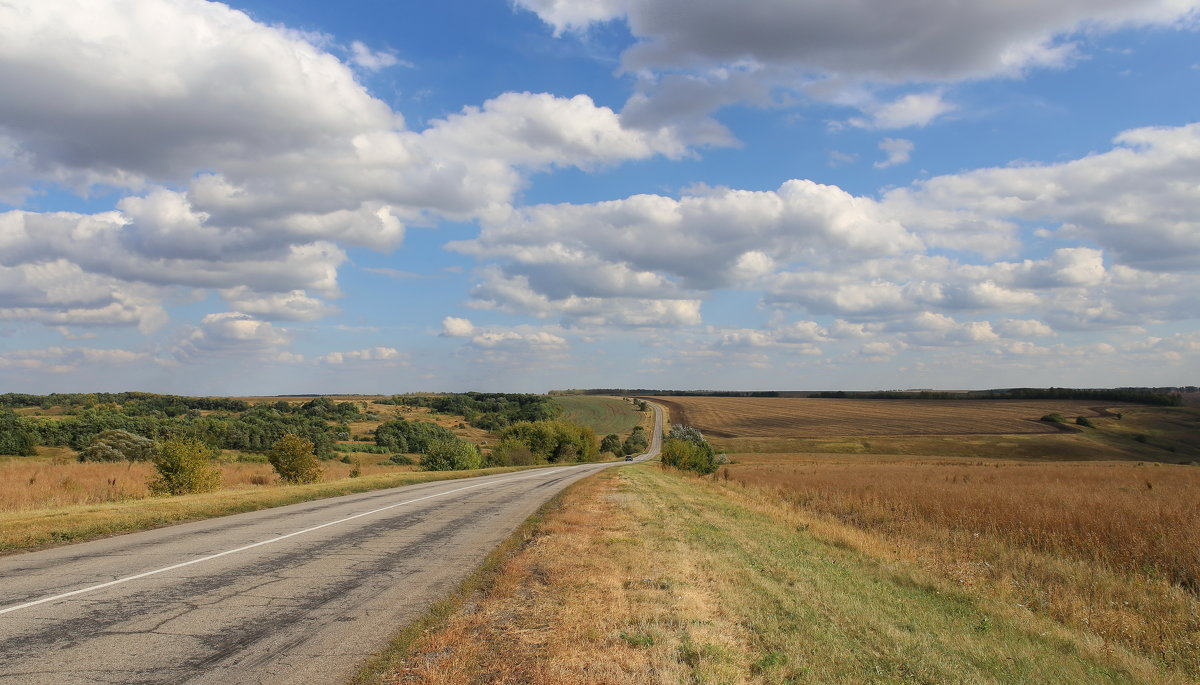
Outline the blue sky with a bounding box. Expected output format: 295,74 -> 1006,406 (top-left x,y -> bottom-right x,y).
0,0 -> 1198,394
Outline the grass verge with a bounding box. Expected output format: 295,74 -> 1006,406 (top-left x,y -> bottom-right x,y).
366,465 -> 1178,684
0,464 -> 554,555
351,477 -> 580,685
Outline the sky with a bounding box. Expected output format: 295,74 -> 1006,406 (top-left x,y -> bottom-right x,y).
0,0 -> 1198,394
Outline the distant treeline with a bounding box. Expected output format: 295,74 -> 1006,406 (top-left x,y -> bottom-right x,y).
0,394 -> 384,457
552,387 -> 1185,406
813,387 -> 1183,406
0,392 -> 249,412
378,392 -> 562,430
551,389 -> 787,397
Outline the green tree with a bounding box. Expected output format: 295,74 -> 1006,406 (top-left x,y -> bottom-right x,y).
268,434 -> 322,484
148,438 -> 222,495
78,429 -> 155,462
421,439 -> 483,471
600,433 -> 622,457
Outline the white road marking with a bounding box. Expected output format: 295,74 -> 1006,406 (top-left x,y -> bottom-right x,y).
0,466 -> 597,617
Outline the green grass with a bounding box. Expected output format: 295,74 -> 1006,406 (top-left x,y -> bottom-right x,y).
552,395 -> 644,437
618,467 -> 1154,683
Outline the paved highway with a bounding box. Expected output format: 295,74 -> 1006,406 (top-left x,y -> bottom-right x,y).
0,402 -> 662,684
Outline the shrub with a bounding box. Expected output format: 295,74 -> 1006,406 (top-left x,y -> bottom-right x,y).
268,434 -> 322,484
600,433 -> 622,456
1040,413 -> 1065,423
79,429 -> 156,462
421,439 -> 482,471
487,439 -> 538,466
661,424 -> 719,474
148,438 -> 221,495
1075,416 -> 1094,428
498,420 -> 598,463
388,454 -> 415,465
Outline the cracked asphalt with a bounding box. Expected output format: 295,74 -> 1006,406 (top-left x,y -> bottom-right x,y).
0,403 -> 662,685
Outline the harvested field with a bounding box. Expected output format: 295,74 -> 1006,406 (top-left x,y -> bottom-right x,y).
647,396 -> 1126,438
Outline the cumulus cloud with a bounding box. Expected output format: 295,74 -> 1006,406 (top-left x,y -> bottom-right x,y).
441,316 -> 476,337
453,180 -> 921,324
516,0 -> 1198,140
170,312 -> 291,362
0,0 -> 692,336
456,122 -> 1200,347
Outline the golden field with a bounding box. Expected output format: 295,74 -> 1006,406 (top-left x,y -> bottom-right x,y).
648,396 -> 1123,437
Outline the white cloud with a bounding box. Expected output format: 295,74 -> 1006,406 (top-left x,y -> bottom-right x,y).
441,316 -> 476,337
516,0 -> 1197,141
170,312 -> 291,361
0,346 -> 148,373
0,0 -> 693,335
853,94 -> 955,130
318,346 -> 405,365
349,41 -> 404,71
874,138 -> 915,169
884,123 -> 1200,271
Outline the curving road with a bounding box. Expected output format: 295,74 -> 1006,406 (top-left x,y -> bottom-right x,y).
0,402 -> 662,684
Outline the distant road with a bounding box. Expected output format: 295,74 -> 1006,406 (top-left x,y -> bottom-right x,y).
0,403 -> 663,684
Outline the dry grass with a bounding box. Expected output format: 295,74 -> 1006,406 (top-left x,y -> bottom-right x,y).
0,458 -> 415,512
0,464 -> 552,554
649,396 -> 1124,438
720,459 -> 1200,673
371,466 -> 1163,684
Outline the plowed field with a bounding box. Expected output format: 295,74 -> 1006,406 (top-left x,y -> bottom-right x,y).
646,397 -> 1123,437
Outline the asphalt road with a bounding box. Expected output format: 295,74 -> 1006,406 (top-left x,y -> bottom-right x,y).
0,402 -> 663,684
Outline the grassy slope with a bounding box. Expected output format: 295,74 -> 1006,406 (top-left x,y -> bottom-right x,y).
371,466 -> 1169,684
553,395 -> 645,437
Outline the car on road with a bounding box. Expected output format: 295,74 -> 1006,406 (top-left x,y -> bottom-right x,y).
624,455 -> 633,461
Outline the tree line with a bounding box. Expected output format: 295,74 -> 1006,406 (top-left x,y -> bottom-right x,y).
378,392 -> 562,430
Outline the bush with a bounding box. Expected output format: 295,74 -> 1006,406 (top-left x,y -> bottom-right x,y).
148,438 -> 221,495
600,433 -> 622,456
78,429 -> 155,462
421,439 -> 483,471
268,434 -> 322,484
498,420 -> 598,463
661,424 -> 719,474
487,439 -> 538,466
388,454 -> 415,465
1075,416 -> 1094,428
1040,413 -> 1065,423
0,409 -> 37,456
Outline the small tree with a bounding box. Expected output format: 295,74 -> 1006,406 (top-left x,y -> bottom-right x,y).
149,438 -> 221,496
79,430 -> 155,462
600,433 -> 622,457
268,434 -> 322,484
